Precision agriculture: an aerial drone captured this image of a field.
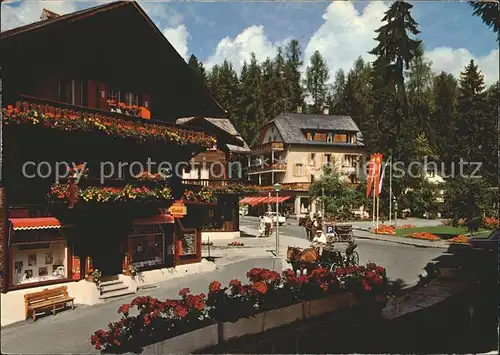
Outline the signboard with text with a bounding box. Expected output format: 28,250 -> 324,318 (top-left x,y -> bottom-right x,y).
169,201 -> 187,218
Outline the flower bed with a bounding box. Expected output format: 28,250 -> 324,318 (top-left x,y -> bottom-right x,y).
407,232 -> 440,241
447,234 -> 469,244
2,104 -> 216,148
371,225 -> 395,235
483,216 -> 499,230
90,263 -> 388,352
48,183 -> 172,203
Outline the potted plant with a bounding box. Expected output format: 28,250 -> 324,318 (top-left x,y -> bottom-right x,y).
86,269 -> 102,286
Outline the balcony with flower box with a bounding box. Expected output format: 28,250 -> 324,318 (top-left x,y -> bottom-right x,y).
3,96 -> 216,149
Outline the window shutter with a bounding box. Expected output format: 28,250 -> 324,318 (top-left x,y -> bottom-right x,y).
293,164 -> 298,176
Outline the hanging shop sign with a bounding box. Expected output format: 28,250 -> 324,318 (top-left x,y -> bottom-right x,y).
168,201 -> 187,219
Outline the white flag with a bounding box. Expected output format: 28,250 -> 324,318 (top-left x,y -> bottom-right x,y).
378,160 -> 386,194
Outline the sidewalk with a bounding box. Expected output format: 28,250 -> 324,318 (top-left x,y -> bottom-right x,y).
0,257 -> 283,354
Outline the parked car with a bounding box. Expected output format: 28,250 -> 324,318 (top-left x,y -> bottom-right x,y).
264,212 -> 286,226
469,228 -> 499,251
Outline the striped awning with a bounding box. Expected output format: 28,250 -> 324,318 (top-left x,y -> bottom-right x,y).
8,217 -> 71,231
134,214 -> 174,225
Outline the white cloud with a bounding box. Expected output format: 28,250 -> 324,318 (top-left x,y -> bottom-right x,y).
303,1 -> 389,83
163,25 -> 190,61
205,25 -> 290,73
426,48 -> 499,86
0,0 -> 86,31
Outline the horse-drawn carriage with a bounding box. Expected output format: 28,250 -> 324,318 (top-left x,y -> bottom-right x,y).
287,224 -> 359,273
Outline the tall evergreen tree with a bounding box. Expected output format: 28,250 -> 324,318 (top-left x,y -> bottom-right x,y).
405,42 -> 434,158
369,0 -> 421,119
305,50 -> 329,114
238,53 -> 266,145
330,69 -> 347,114
431,72 -> 459,167
207,60 -> 239,122
456,60 -> 489,179
271,47 -> 289,114
187,54 -> 207,86
285,39 -> 304,111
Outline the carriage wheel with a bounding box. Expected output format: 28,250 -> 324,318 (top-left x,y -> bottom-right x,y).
347,251 -> 359,266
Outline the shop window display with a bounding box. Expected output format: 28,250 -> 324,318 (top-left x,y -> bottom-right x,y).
128,225 -> 164,269
11,231 -> 68,286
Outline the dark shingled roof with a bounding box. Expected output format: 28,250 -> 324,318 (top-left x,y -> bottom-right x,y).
267,113 -> 365,146
177,117 -> 251,153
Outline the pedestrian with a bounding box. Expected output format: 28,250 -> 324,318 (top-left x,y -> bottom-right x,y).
263,213 -> 272,237
258,215 -> 265,237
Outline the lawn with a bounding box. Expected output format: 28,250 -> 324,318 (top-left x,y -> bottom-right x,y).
395,226 -> 489,239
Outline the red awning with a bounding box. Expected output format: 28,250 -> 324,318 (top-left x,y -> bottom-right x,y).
239,197 -> 251,204
134,214 -> 174,225
279,196 -> 291,203
249,197 -> 268,206
9,217 -> 69,231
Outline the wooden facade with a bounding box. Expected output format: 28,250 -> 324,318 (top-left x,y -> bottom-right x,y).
0,2 -> 223,293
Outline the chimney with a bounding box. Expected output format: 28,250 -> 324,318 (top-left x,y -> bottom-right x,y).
296,106 -> 302,114
322,106 -> 330,115
40,9 -> 60,21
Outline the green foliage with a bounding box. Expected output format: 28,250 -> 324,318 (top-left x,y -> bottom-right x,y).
309,164 -> 369,219
443,177 -> 493,231
305,50 -> 330,114
469,1 -> 499,39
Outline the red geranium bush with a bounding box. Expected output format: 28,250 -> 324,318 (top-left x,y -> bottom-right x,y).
90,290 -> 210,353
91,264 -> 389,352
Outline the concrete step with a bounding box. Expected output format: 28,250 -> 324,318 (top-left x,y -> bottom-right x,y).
99,289 -> 135,300
99,279 -> 123,287
100,283 -> 129,293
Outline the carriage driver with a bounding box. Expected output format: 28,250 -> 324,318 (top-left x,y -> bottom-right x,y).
311,229 -> 327,256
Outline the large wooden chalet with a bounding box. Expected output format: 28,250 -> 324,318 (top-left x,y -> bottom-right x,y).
0,1 -> 246,324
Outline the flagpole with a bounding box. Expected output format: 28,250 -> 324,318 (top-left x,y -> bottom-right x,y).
376,193 -> 380,229
389,155 -> 392,226
372,177 -> 376,227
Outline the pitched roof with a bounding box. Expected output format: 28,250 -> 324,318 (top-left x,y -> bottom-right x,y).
176,117 -> 251,152
267,113 -> 365,146
1,2 -> 128,39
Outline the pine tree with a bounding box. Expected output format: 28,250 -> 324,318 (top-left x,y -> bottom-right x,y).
285,39 -> 304,111
187,54 -> 207,86
238,53 -> 266,145
369,0 -> 421,119
330,69 -> 347,114
431,72 -> 459,167
261,57 -> 278,120
271,47 -> 289,114
207,60 -> 239,122
456,60 -> 488,179
305,50 -> 329,114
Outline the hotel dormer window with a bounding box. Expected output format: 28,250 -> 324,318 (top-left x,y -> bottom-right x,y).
327,133 -> 333,143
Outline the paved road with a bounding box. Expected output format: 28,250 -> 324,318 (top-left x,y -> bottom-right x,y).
0,258 -> 282,354
240,217 -> 445,287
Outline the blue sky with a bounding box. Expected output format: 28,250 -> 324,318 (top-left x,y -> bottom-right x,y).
2,1 -> 498,84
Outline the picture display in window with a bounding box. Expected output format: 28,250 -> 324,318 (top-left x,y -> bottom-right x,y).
129,234 -> 164,269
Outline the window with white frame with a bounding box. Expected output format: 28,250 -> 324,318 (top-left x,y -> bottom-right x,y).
108,89 -> 120,103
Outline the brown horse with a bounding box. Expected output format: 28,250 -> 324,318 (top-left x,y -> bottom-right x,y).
298,218 -> 314,241
286,246 -> 320,274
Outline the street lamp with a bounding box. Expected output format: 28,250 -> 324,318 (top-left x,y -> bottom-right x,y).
273,183 -> 281,256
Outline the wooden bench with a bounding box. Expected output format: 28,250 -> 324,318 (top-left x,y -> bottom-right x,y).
24,286 -> 75,321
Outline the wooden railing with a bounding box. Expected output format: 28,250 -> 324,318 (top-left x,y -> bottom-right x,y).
181,179 -> 253,187
281,183 -> 311,191
247,163 -> 287,174
251,141 -> 284,153
7,95 -> 215,147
